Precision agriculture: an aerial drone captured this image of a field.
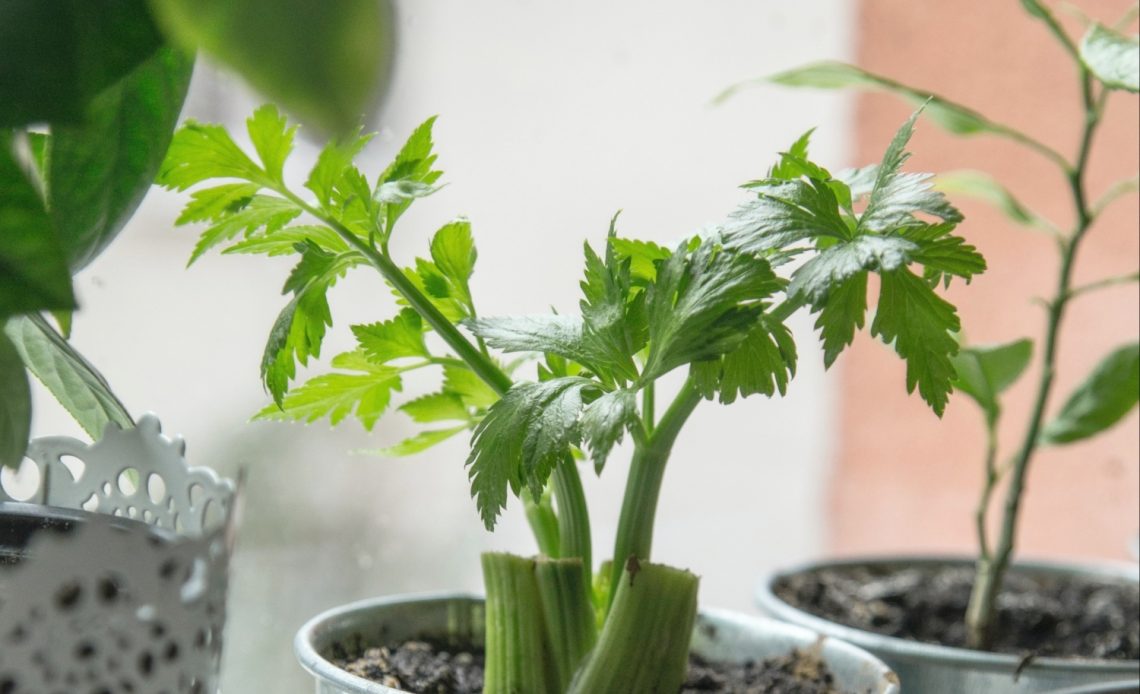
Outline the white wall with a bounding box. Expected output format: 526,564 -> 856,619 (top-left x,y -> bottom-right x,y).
25,2 -> 855,690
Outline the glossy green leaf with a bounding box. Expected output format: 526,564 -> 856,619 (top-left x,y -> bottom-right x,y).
0,135 -> 76,316
49,46 -> 193,271
1041,342 -> 1140,444
1080,24 -> 1139,93
0,0 -> 164,126
4,315 -> 133,439
149,0 -> 394,135
580,389 -> 637,473
950,338 -> 1034,423
0,330 -> 31,468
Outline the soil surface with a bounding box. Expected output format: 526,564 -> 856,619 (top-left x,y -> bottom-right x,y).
773,564 -> 1140,660
332,639 -> 851,693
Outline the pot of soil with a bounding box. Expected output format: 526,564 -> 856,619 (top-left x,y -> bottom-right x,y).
295,592 -> 901,693
756,556 -> 1140,693
0,415 -> 237,693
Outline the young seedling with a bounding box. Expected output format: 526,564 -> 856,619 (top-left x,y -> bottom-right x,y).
159,104 -> 981,691
728,0 -> 1139,650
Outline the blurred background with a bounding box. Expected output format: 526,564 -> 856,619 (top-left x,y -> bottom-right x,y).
11,1 -> 1137,691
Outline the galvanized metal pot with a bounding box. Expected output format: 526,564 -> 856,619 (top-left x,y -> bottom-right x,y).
295,592 -> 902,693
756,556 -> 1140,693
1046,680 -> 1139,693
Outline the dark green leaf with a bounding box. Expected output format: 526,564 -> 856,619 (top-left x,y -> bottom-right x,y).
714,315 -> 797,402
871,268 -> 961,416
467,315 -> 603,366
721,178 -> 850,255
149,0 -> 393,135
950,338 -> 1033,423
352,308 -> 429,363
788,235 -> 918,304
5,315 -> 133,440
399,392 -> 470,423
0,330 -> 31,468
466,377 -> 593,529
49,46 -> 193,271
0,136 -> 76,315
255,351 -> 402,430
368,426 -> 468,457
1041,342 -> 1139,444
813,272 -> 868,367
580,388 -> 637,473
0,0 -> 164,126
1080,24 -> 1139,93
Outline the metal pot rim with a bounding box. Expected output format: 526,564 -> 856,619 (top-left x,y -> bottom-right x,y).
295,591 -> 901,693
756,554 -> 1140,675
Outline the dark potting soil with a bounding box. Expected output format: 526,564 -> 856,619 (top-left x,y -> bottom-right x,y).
332,639 -> 851,693
773,564 -> 1140,660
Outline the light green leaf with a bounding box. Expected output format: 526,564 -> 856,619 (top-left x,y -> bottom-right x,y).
0,330 -> 31,468
935,170 -> 1042,228
580,389 -> 637,473
175,183 -> 262,225
377,116 -> 443,233
255,365 -> 402,430
149,0 -> 394,135
399,392 -> 470,423
49,46 -> 194,271
246,104 -> 297,183
305,130 -> 374,208
1041,342 -> 1139,444
352,308 -> 429,363
1080,24 -> 1139,92
158,120 -> 269,191
430,219 -> 477,303
0,135 -> 76,315
367,426 -> 468,457
951,338 -> 1034,423
443,364 -> 500,410
222,225 -> 349,257
610,237 -> 671,284
188,195 -> 302,264
5,315 -> 133,440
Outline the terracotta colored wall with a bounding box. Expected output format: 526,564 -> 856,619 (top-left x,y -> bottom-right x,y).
833,1 -> 1139,561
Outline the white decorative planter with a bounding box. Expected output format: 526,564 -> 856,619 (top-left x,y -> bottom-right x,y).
0,415 -> 237,694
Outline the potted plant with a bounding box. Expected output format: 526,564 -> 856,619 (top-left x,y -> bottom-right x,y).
160,63 -> 991,688
726,2 -> 1140,691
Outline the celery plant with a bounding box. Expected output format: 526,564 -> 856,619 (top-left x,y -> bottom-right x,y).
728,0 -> 1139,651
160,104 -> 981,691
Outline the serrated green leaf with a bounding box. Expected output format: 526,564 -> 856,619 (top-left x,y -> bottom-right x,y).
0,330 -> 31,468
722,178 -> 850,255
0,0 -> 165,126
1041,342 -> 1139,444
430,219 -> 476,305
149,0 -> 393,135
368,426 -> 468,457
769,129 -> 818,180
5,315 -> 133,441
642,240 -> 781,380
814,272 -> 868,367
467,315 -> 602,365
222,224 -> 349,257
246,104 -> 297,183
0,135 -> 76,315
158,120 -> 269,191
871,268 -> 961,416
578,240 -> 646,383
715,314 -> 797,402
935,170 -> 1041,228
580,388 -> 637,473
765,62 -> 1000,136
610,237 -> 671,284
255,360 -> 402,430
394,259 -> 470,322
466,378 -> 593,529
444,364 -> 500,410
788,235 -> 918,304
378,116 -> 443,233
188,195 -> 302,264
352,308 -> 429,363
49,46 -> 193,271
175,183 -> 262,225
951,338 -> 1033,424
399,392 -> 470,423
1080,24 -> 1139,93
305,130 -> 373,207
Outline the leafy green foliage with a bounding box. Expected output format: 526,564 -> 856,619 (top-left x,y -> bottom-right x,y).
1080,24 -> 1139,93
0,330 -> 31,468
352,309 -> 429,363
580,389 -> 637,473
369,426 -> 469,457
256,351 -> 402,430
951,339 -> 1034,426
1040,342 -> 1140,444
0,0 -> 165,126
723,110 -> 980,414
400,392 -> 470,423
148,0 -> 393,135
693,314 -> 797,403
4,315 -> 134,440
467,378 -> 594,528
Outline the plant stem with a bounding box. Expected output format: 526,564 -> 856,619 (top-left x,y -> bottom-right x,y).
536,557 -> 597,691
642,381 -> 655,433
965,66 -> 1102,650
1066,271 -> 1140,300
569,561 -> 699,694
291,192 -> 594,565
973,422 -> 999,562
482,553 -> 557,694
608,377 -> 702,609
522,488 -> 561,558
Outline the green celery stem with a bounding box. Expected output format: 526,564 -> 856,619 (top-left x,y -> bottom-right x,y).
522,490 -> 562,558
552,454 -> 592,579
569,561 -> 699,694
536,557 -> 598,691
481,553 -> 557,694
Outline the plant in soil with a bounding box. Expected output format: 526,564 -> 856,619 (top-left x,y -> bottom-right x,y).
160,99 -> 982,691
725,0 -> 1140,655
